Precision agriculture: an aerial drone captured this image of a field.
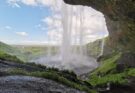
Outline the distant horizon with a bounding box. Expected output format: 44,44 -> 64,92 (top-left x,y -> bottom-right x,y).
1,36 -> 107,46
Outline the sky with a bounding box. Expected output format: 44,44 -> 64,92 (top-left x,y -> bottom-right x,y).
0,0 -> 108,45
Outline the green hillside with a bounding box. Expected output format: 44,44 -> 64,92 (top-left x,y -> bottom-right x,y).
0,41 -> 19,54
0,41 -> 59,62
14,45 -> 59,61
0,41 -> 26,61
86,39 -> 103,58
0,38 -> 105,62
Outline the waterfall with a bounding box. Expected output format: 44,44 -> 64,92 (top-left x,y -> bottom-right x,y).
101,38 -> 105,56
33,0 -> 100,74
60,2 -> 98,72
61,3 -> 73,63
47,35 -> 51,57
99,38 -> 105,56
79,6 -> 84,55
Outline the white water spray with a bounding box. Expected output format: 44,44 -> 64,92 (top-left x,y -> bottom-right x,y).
60,2 -> 98,72
32,1 -> 109,75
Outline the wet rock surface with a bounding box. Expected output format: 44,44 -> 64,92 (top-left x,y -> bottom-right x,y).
0,59 -> 44,72
117,52 -> 135,72
0,76 -> 85,93
100,77 -> 135,93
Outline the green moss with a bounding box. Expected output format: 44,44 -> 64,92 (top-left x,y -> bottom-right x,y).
8,68 -> 93,93
9,68 -> 29,75
88,68 -> 135,87
127,68 -> 135,76
91,53 -> 121,75
88,73 -> 127,87
88,52 -> 135,87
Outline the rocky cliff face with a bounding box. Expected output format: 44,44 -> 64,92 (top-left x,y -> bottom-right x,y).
64,0 -> 135,53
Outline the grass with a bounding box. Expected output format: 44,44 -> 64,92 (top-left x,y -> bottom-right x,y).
91,53 -> 121,75
0,41 -> 58,62
0,51 -> 23,63
88,52 -> 135,87
88,68 -> 135,87
0,41 -> 27,61
86,39 -> 102,57
0,42 -> 20,54
88,73 -> 127,87
15,45 -> 59,61
127,68 -> 135,76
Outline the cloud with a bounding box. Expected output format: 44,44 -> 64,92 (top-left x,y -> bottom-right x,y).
37,0 -> 54,6
7,0 -> 21,8
5,26 -> 12,30
42,17 -> 53,26
7,0 -> 57,7
0,26 -> 12,31
22,0 -> 38,6
15,32 -> 28,36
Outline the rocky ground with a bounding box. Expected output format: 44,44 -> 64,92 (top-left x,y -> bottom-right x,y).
0,59 -> 86,93
0,76 -> 85,93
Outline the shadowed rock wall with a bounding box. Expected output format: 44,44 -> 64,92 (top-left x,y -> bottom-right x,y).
64,0 -> 135,53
